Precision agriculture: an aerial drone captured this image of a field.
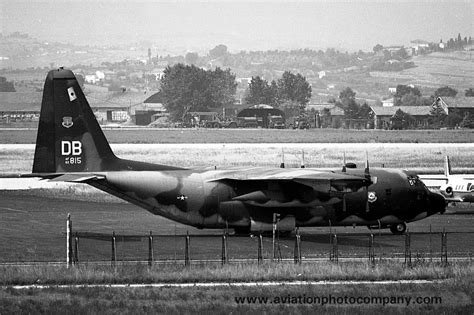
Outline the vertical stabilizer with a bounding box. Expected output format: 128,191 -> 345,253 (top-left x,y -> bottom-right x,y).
33,68 -> 117,173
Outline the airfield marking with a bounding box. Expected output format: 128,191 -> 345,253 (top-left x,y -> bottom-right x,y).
5,279 -> 445,290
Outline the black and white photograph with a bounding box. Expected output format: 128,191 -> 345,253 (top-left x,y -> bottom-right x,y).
0,0 -> 473,313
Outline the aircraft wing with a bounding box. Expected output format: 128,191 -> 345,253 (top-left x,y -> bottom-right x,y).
209,168 -> 370,196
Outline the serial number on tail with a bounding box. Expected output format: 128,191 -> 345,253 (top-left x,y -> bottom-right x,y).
64,157 -> 82,165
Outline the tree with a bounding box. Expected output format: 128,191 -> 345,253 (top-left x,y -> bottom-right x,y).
391,109 -> 414,129
185,52 -> 199,65
434,86 -> 458,98
277,71 -> 312,106
465,88 -> 474,97
394,85 -> 421,98
400,93 -> 422,106
357,103 -> 371,119
429,101 -> 448,128
209,44 -> 228,59
339,87 -> 356,101
338,87 -> 359,119
373,44 -> 383,53
208,67 -> 238,108
444,108 -> 464,128
394,85 -> 421,106
159,63 -> 236,120
460,113 -> 474,128
0,76 -> 15,92
244,76 -> 276,106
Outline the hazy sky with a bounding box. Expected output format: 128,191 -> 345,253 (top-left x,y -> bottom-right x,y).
1,1 -> 472,53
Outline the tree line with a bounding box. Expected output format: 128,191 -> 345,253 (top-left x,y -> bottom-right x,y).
243,72 -> 312,109
155,64 -> 312,120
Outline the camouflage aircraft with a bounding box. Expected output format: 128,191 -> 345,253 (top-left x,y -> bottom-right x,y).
24,68 -> 446,235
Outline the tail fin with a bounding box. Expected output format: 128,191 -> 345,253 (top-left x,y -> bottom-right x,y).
444,155 -> 451,177
33,68 -> 117,173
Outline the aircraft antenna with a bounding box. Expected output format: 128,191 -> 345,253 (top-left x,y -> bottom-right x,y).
364,151 -> 371,212
364,151 -> 371,181
342,152 -> 346,172
280,148 -> 285,168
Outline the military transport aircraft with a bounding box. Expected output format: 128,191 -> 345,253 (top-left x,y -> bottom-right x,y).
23,68 -> 446,235
419,156 -> 474,203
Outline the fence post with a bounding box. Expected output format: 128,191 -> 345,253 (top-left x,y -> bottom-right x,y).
66,213 -> 72,268
294,228 -> 301,264
441,230 -> 448,266
272,213 -> 278,262
185,232 -> 190,267
404,231 -> 411,268
221,233 -> 228,265
368,234 -> 375,267
330,233 -> 338,263
257,234 -> 263,265
74,234 -> 79,264
148,231 -> 154,266
111,231 -> 116,267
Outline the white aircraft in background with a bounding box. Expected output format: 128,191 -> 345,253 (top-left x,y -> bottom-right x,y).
419,156 -> 474,203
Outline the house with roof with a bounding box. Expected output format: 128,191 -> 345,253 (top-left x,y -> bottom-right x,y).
433,97 -> 474,116
306,102 -> 345,128
370,105 -> 432,129
86,90 -> 153,124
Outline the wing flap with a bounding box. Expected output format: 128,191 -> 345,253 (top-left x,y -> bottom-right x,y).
210,168 -> 370,193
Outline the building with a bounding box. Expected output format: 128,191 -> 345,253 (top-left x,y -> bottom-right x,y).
1,89 -> 155,126
433,97 -> 474,116
370,106 -> 432,129
382,98 -> 394,107
131,102 -> 167,125
0,92 -> 42,126
306,103 -> 345,128
87,90 -> 152,124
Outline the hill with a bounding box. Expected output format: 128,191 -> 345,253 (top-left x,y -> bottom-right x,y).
368,51 -> 473,96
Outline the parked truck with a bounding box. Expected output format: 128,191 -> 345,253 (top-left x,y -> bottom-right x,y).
237,104 -> 285,128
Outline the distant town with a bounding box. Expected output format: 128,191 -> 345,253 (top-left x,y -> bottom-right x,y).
0,32 -> 473,130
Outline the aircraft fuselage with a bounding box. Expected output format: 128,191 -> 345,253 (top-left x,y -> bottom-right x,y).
90,167 -> 445,232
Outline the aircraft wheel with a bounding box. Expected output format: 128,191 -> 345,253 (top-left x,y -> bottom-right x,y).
390,223 -> 406,235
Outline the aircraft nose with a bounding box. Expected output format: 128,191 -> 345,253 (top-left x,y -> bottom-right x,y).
429,192 -> 446,214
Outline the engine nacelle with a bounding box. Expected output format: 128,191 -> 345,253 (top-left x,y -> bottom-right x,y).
250,215 -> 296,232
439,184 -> 453,197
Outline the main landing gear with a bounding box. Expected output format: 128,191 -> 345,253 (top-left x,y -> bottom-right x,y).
389,222 -> 407,235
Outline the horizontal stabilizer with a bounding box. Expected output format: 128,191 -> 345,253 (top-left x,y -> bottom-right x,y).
49,173 -> 104,182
